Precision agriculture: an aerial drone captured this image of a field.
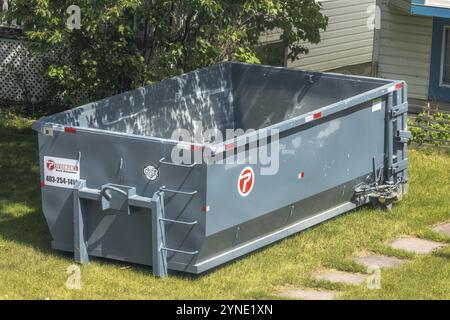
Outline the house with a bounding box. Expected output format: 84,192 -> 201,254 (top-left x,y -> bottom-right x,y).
261,0 -> 377,75
373,0 -> 450,112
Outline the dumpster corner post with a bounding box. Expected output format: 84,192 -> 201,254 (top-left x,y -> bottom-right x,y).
73,180 -> 89,265
151,191 -> 168,278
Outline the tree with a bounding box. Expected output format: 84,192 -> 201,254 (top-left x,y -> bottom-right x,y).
4,0 -> 327,106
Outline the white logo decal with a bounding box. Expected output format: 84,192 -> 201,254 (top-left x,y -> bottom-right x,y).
144,163 -> 159,182
43,156 -> 80,189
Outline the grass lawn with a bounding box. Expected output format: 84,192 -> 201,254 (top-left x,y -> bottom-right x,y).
0,118 -> 449,300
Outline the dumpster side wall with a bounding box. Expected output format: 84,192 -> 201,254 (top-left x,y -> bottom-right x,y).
201,99 -> 386,260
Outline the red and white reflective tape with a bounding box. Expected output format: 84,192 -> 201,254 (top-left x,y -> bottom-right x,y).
298,171 -> 305,180
177,143 -> 203,151
202,205 -> 210,213
64,127 -> 77,134
225,143 -> 235,151
211,142 -> 235,154
191,144 -> 203,152
305,112 -> 322,123
388,82 -> 404,93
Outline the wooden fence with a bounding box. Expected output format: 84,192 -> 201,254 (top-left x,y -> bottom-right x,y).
408,105 -> 450,147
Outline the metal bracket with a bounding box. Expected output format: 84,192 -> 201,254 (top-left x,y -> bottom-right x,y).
391,102 -> 408,117
159,186 -> 198,196
159,157 -> 198,168
160,217 -> 198,226
100,184 -> 136,214
395,130 -> 411,143
43,126 -> 54,136
391,159 -> 408,174
72,180 -> 198,278
161,247 -> 199,255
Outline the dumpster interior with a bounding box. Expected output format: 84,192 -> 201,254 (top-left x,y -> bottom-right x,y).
47,63 -> 389,142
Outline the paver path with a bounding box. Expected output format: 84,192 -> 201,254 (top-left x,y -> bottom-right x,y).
388,237 -> 445,254
277,289 -> 338,300
355,254 -> 407,268
313,270 -> 367,285
433,223 -> 450,238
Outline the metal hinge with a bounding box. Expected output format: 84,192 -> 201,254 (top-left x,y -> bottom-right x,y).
43,126 -> 54,136
395,130 -> 411,143
391,159 -> 408,174
391,102 -> 408,117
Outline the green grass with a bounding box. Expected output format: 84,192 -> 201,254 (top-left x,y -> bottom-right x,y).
0,119 -> 449,300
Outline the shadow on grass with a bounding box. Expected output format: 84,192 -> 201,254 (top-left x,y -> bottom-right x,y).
0,211 -> 52,252
0,122 -> 54,254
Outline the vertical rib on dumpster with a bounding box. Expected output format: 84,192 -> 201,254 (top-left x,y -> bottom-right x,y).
385,92 -> 394,184
151,191 -> 168,277
74,180 -> 89,264
402,84 -> 409,194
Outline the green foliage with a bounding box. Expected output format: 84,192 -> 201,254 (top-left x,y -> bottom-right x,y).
3,0 -> 328,106
409,112 -> 450,146
256,41 -> 286,66
0,49 -> 65,118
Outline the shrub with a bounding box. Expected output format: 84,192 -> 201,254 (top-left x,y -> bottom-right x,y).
409,112 -> 450,146
2,0 -> 328,107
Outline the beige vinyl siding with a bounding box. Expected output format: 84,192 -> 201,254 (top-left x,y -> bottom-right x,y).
389,0 -> 412,12
287,0 -> 376,71
375,0 -> 433,100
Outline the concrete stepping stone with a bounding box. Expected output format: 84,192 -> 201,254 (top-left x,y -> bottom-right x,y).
277,289 -> 338,300
433,223 -> 450,238
313,270 -> 367,285
388,237 -> 445,254
355,254 -> 407,269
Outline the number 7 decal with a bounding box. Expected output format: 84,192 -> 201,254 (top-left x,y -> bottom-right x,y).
238,167 -> 255,197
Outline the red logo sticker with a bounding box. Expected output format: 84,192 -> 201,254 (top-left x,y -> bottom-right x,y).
46,160 -> 56,171
238,167 -> 254,197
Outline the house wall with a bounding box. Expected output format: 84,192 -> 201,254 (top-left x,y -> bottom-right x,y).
374,0 -> 433,100
287,0 -> 376,72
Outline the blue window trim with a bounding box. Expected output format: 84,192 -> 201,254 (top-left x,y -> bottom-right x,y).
411,0 -> 450,18
429,17 -> 450,102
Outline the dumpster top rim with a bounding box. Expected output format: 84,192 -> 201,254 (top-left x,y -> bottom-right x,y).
32,62 -> 402,151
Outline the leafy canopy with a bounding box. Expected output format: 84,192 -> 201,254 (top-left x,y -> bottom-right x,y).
4,0 -> 327,105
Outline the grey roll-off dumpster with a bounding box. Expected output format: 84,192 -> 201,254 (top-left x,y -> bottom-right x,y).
32,62 -> 410,277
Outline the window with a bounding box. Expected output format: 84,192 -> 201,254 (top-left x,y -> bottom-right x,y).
442,27 -> 450,85
429,19 -> 450,101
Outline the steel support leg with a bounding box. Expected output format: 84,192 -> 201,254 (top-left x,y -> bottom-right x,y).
73,180 -> 89,264
151,191 -> 168,278
72,181 -> 171,277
